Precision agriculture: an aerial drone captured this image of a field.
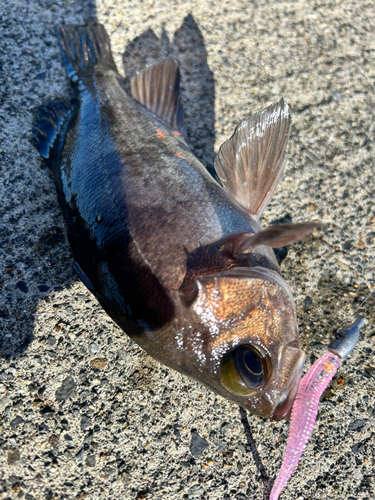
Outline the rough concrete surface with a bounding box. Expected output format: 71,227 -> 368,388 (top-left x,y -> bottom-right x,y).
0,0 -> 375,499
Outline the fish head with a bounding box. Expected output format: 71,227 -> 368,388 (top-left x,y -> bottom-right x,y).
177,267 -> 305,420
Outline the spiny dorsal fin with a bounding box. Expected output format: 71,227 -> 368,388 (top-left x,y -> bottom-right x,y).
219,222 -> 324,258
32,100 -> 77,159
130,56 -> 185,135
214,98 -> 291,219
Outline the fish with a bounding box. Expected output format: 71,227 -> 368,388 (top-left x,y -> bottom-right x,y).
32,23 -> 321,421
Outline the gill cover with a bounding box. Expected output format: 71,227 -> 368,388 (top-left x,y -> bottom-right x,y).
178,267 -> 305,419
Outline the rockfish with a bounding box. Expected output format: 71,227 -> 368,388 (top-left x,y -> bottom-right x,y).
32,23 -> 320,420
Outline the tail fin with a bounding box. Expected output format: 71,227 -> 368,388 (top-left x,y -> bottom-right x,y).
58,23 -> 117,81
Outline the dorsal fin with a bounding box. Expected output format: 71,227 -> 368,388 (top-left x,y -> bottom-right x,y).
214,98 -> 291,219
130,56 -> 185,135
218,222 -> 324,258
32,100 -> 78,159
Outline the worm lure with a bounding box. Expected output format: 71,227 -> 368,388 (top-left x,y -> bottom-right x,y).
270,316 -> 366,500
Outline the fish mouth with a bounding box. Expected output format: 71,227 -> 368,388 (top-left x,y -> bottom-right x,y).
271,350 -> 306,421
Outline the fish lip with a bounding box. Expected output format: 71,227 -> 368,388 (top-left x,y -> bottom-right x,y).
270,350 -> 306,421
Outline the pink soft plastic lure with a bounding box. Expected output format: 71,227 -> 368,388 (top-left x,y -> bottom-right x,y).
270,316 -> 365,500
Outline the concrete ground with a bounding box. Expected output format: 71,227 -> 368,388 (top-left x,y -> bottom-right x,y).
0,0 -> 375,499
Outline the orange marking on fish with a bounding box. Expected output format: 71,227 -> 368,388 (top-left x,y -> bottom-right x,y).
172,130 -> 182,136
155,128 -> 166,140
174,152 -> 186,160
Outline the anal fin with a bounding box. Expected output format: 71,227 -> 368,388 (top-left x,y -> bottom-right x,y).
130,56 -> 185,136
32,100 -> 77,159
73,262 -> 95,292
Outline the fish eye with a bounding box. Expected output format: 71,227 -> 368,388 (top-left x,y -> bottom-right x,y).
220,346 -> 265,395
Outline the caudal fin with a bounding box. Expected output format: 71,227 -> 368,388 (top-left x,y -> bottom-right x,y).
214,98 -> 291,219
58,23 -> 117,81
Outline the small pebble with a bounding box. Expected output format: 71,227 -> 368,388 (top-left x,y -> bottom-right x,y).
16,280 -> 28,293
10,416 -> 23,428
348,419 -> 364,431
86,454 -> 96,467
80,415 -> 92,431
7,449 -> 20,465
89,343 -> 99,354
190,431 -> 209,457
90,358 -> 107,370
55,377 -> 76,401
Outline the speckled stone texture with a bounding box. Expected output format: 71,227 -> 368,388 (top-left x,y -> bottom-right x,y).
0,1 -> 375,499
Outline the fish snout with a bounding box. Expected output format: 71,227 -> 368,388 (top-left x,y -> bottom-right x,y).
269,345 -> 306,421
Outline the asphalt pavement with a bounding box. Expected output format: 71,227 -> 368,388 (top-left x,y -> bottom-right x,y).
0,0 -> 374,499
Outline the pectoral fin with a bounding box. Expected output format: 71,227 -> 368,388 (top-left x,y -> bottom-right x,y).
214,98 -> 291,219
130,56 -> 186,136
219,222 -> 324,258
